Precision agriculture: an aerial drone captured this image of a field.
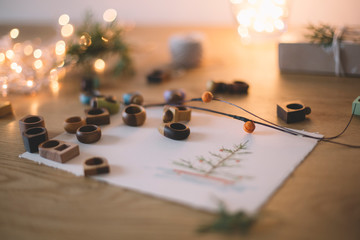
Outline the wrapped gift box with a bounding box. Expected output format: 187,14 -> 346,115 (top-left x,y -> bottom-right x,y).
278,30 -> 360,77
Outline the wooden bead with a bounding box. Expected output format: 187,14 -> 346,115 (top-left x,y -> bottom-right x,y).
76,125 -> 101,144
123,92 -> 144,105
122,104 -> 146,126
164,89 -> 186,104
162,105 -> 191,123
64,116 -> 86,134
39,139 -> 80,163
158,122 -> 190,140
277,101 -> 311,123
0,101 -> 13,117
22,127 -> 48,153
85,108 -> 110,125
83,157 -> 110,176
19,115 -> 45,133
201,91 -> 213,103
91,96 -> 120,114
243,121 -> 255,133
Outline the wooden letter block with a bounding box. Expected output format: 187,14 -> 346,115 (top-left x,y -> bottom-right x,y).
277,101 -> 311,123
19,115 -> 45,133
162,106 -> 191,123
352,96 -> 360,115
83,157 -> 110,176
39,139 -> 80,163
22,127 -> 48,153
0,101 -> 13,117
85,108 -> 110,125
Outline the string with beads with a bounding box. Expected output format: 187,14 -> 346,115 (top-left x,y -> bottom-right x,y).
145,91 -> 360,148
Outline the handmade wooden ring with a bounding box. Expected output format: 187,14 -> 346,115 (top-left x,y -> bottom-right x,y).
22,127 -> 48,153
162,105 -> 191,123
90,96 -> 119,114
76,124 -> 101,144
122,104 -> 146,126
83,157 -> 110,176
228,81 -> 249,94
85,107 -> 110,125
158,122 -> 190,140
164,89 -> 185,104
39,139 -> 80,163
64,116 -> 86,134
0,101 -> 13,117
19,115 -> 45,133
123,92 -> 144,105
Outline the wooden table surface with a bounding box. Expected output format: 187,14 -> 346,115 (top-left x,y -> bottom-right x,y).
0,26 -> 359,240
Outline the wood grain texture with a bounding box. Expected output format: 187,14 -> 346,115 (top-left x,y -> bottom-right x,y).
0,25 -> 360,240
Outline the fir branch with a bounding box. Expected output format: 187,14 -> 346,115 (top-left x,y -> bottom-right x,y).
197,203 -> 256,234
305,23 -> 336,48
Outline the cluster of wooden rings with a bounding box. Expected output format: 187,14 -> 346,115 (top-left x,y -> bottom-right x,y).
19,115 -> 49,153
207,80 -> 249,94
159,105 -> 191,140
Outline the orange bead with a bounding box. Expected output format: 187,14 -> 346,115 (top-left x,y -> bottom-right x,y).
201,91 -> 214,103
243,121 -> 255,133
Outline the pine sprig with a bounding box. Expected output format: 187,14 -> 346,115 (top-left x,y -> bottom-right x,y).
65,11 -> 134,76
197,203 -> 256,234
305,23 -> 336,48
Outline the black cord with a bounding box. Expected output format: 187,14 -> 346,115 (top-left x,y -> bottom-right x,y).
144,99 -> 360,148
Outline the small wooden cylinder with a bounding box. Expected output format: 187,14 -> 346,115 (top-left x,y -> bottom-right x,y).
19,115 -> 45,133
83,157 -> 110,176
64,116 -> 86,134
122,104 -> 146,126
85,108 -> 110,125
22,127 -> 48,153
162,106 -> 191,123
76,125 -> 101,144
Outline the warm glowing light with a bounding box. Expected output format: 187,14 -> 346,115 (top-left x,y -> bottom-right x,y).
16,65 -> 22,73
34,59 -> 43,69
58,14 -> 70,26
55,40 -> 66,55
274,0 -> 285,5
79,33 -> 92,48
61,24 -> 74,37
103,9 -> 117,22
274,19 -> 285,30
10,62 -> 18,70
253,19 -> 265,32
26,80 -> 34,87
101,36 -> 109,43
94,58 -> 105,72
24,45 -> 33,56
57,61 -> 65,68
231,0 -> 288,40
0,53 -> 5,63
33,49 -> 42,58
6,50 -> 14,60
49,69 -> 59,81
2,84 -> 8,89
10,28 -> 19,39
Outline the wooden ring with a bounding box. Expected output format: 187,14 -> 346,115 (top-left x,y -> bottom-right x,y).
22,127 -> 48,153
122,104 -> 146,126
162,106 -> 191,123
19,115 -> 45,133
158,122 -> 190,140
64,116 -> 86,134
76,124 -> 101,144
83,157 -> 110,176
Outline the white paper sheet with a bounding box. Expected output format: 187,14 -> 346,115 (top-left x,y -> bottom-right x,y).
20,107 -> 320,214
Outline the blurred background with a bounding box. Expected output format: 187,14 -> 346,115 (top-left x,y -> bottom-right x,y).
0,0 -> 359,26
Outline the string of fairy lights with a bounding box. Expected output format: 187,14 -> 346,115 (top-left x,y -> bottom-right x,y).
0,9 -> 118,96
